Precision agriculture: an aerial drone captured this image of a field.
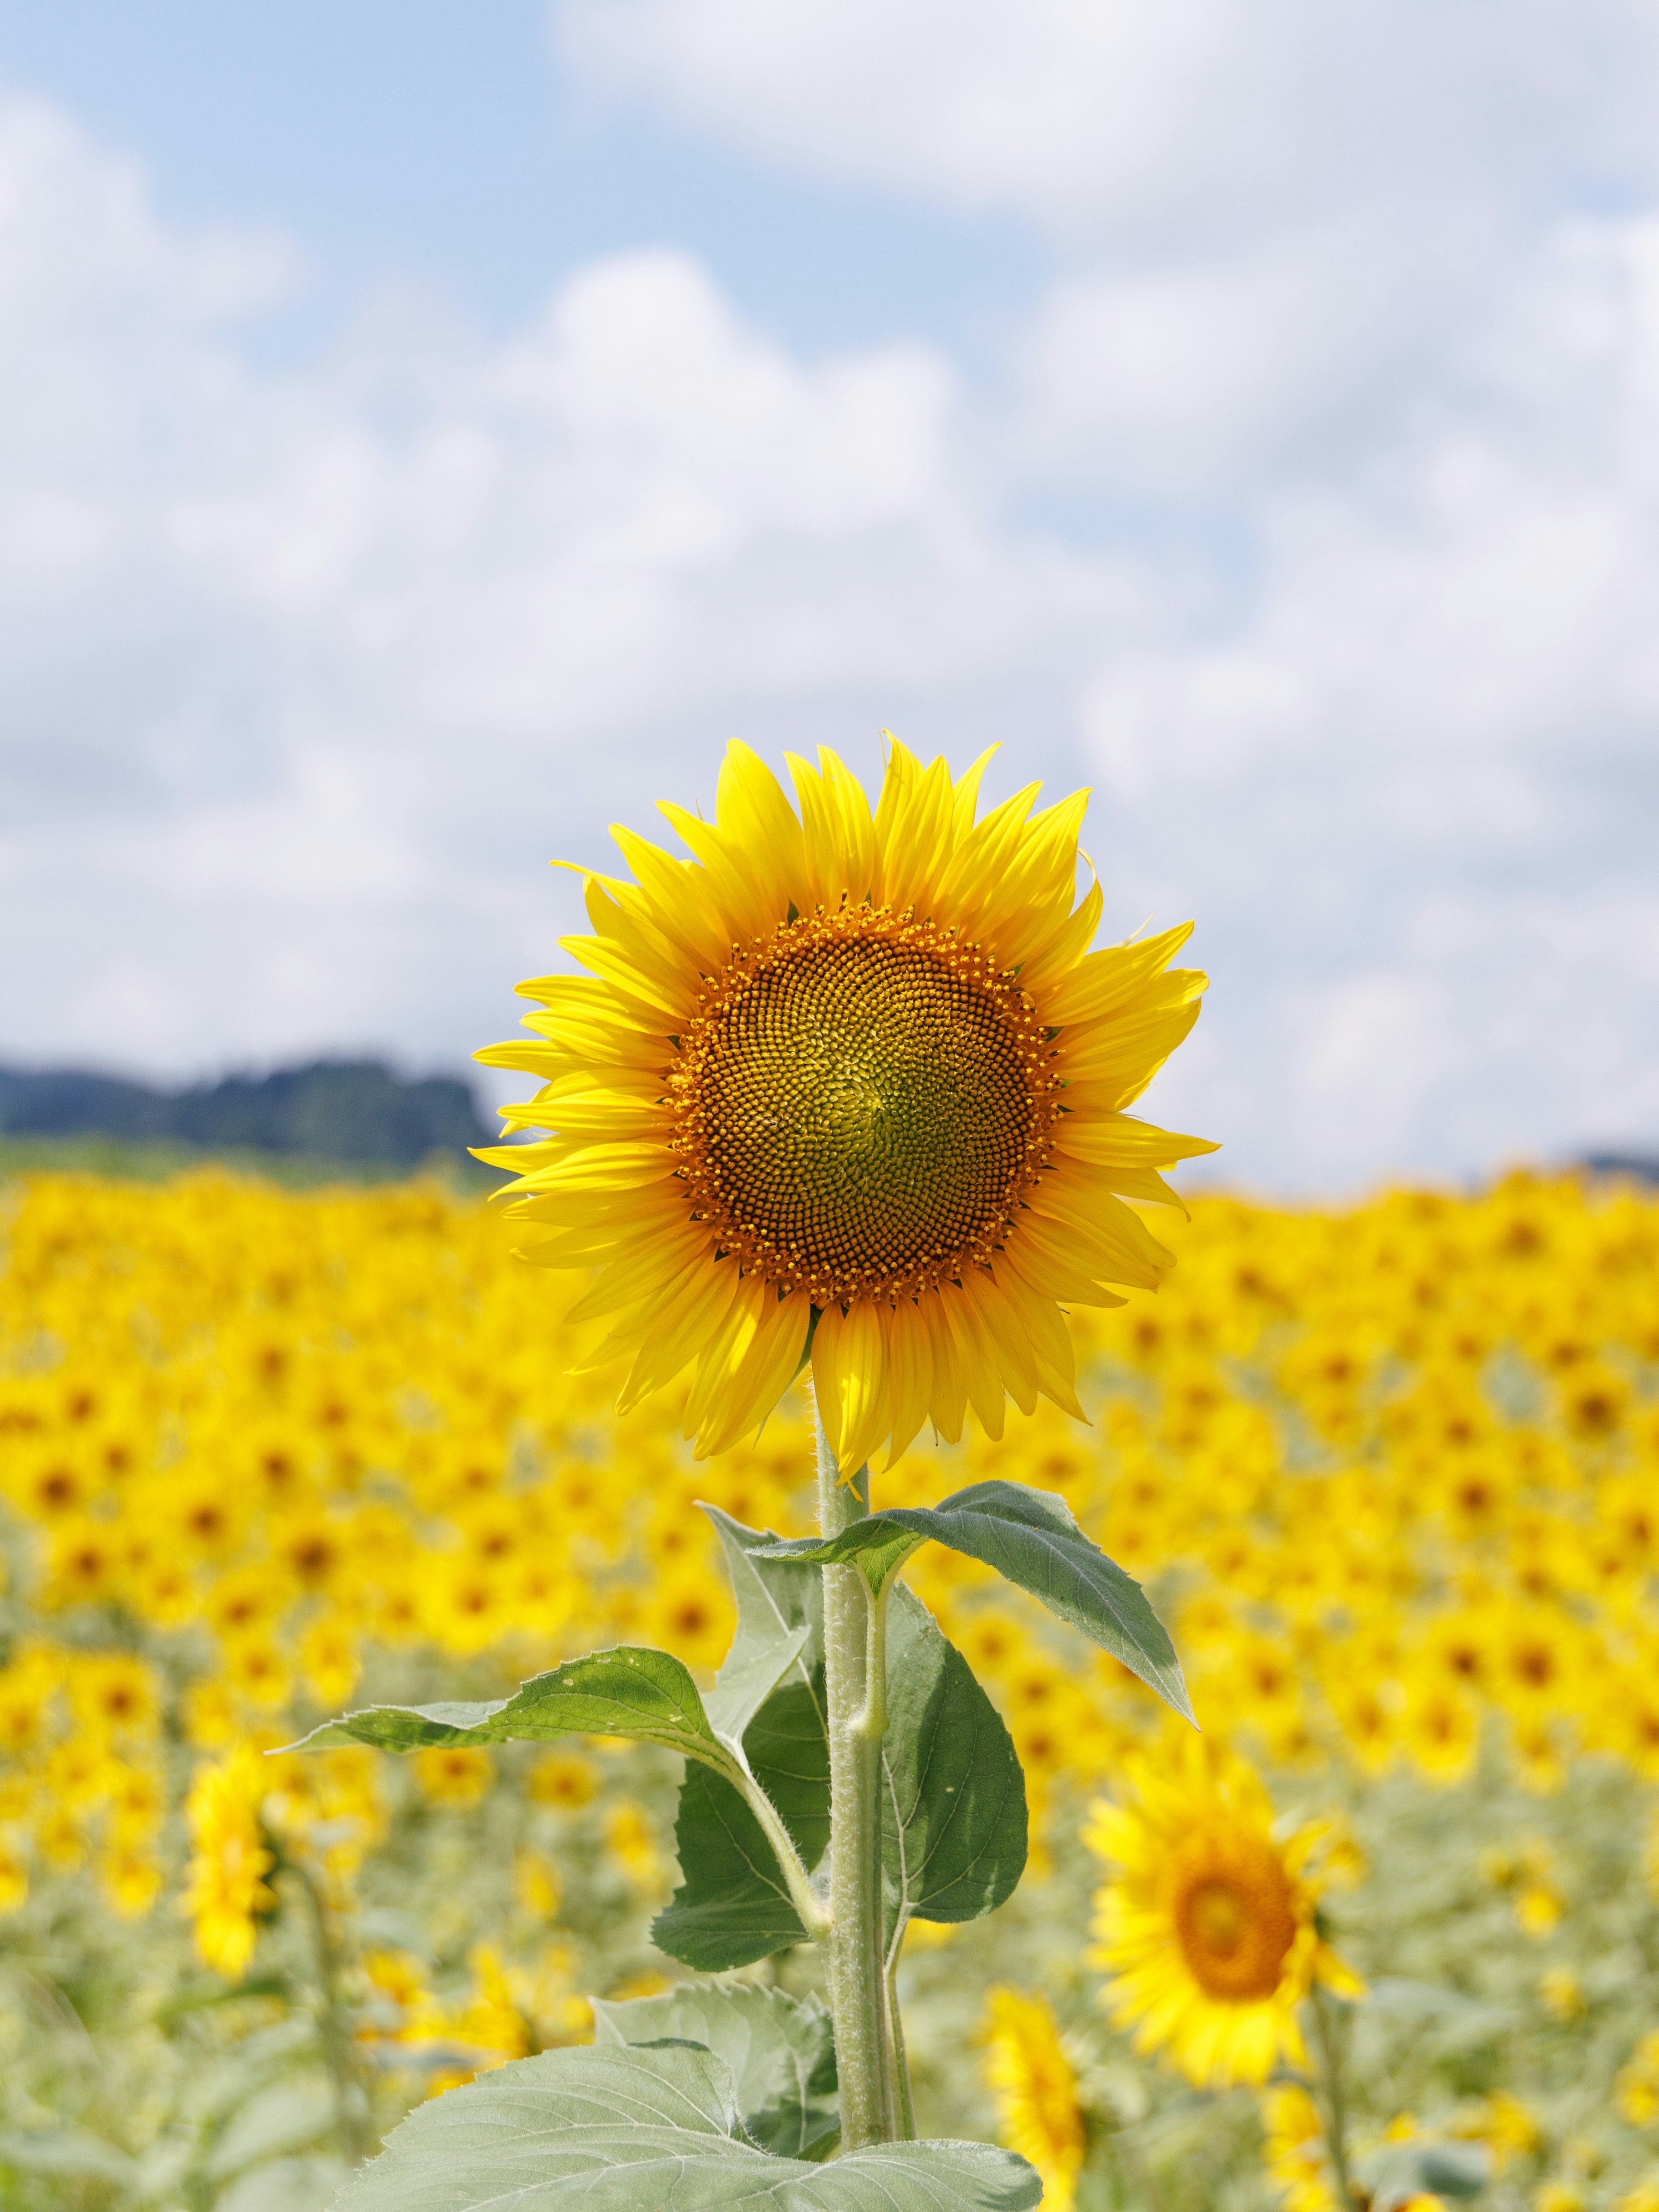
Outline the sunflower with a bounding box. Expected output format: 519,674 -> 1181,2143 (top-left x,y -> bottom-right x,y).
982,1986 -> 1088,2211
181,1744 -> 276,1978
1084,1736 -> 1361,2088
1260,2085 -> 1335,2212
478,739 -> 1213,1464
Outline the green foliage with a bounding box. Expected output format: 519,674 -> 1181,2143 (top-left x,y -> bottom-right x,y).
654,1514 -> 833,1969
880,1589 -> 1026,1942
653,1741 -> 827,1971
277,1487 -> 1147,2199
1356,2137 -> 1489,2211
591,1981 -> 838,2159
652,1516 -> 1027,1974
331,2041 -> 1040,2211
288,1647 -> 737,1774
758,1479 -> 1192,1721
701,1505 -> 823,1745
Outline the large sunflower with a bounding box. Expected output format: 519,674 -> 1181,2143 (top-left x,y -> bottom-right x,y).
477,739 -> 1213,1466
1084,1737 -> 1362,2088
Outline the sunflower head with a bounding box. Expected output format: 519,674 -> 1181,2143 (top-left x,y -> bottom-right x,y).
1084,1734 -> 1362,2088
981,1986 -> 1088,2212
479,739 -> 1214,1467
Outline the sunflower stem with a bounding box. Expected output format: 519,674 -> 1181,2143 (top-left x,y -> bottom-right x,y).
814,1406 -> 898,2148
886,1943 -> 918,2139
1308,1980 -> 1357,2207
289,1854 -> 374,2164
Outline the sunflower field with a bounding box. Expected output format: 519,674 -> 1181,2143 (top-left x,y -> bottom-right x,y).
1,1158 -> 1657,2211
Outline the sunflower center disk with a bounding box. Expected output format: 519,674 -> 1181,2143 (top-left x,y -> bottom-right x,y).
677,924 -> 1050,1304
1171,1847 -> 1298,2003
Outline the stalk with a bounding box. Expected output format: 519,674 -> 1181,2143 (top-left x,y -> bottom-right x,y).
886,1946 -> 918,2139
814,1406 -> 897,2147
1308,1980 -> 1356,2208
291,1856 -> 374,2164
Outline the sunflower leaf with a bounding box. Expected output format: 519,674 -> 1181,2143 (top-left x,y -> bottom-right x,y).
654,1516 -> 833,1970
653,1676 -> 831,1969
758,1480 -> 1192,1723
701,1504 -> 823,1744
330,2041 -> 1041,2211
881,1584 -> 1027,1939
591,1982 -> 838,2160
280,1646 -> 733,1769
1356,2139 -> 1489,2211
657,1541 -> 1024,1962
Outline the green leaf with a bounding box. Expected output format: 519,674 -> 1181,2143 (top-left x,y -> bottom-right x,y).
1357,2139 -> 1489,2211
283,1645 -> 733,1770
653,1679 -> 831,1970
0,2129 -> 138,2188
592,1981 -> 838,2160
220,2153 -> 350,2212
759,1479 -> 1192,1722
205,2079 -> 337,2181
881,1585 -> 1027,1939
701,1504 -> 821,1744
654,1515 -> 833,1972
331,2041 -> 1040,2211
656,1546 -> 1022,1965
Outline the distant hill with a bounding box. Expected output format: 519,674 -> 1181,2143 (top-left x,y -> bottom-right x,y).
0,1058 -> 493,1168
1581,1152 -> 1659,1186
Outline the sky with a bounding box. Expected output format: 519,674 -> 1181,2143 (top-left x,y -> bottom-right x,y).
1,0 -> 1656,1192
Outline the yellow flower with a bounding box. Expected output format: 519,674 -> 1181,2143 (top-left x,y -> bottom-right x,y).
1538,1968 -> 1584,2022
298,1615 -> 360,1707
413,1745 -> 494,1807
1619,2031 -> 1659,2126
220,1633 -> 293,1711
1465,2091 -> 1541,2167
479,739 -> 1212,1464
1401,1674 -> 1481,1785
1536,2186 -> 1585,2212
1261,2086 -> 1335,2212
1516,1882 -> 1564,1938
527,1751 -> 599,1810
515,1849 -> 562,1920
99,1844 -> 162,1918
1085,1737 -> 1362,2088
604,1801 -> 664,1892
68,1653 -> 159,1741
0,1835 -> 27,1914
981,1987 -> 1087,2212
643,1565 -> 735,1674
182,1745 -> 276,1978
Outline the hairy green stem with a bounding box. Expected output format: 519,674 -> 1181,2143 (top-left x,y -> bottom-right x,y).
886,1944 -> 917,2140
1308,1980 -> 1356,2207
721,1755 -> 833,1945
291,1857 -> 374,2164
814,1407 -> 897,2148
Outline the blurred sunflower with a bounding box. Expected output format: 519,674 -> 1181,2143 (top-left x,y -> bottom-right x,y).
1085,1737 -> 1361,2088
181,1744 -> 276,1977
480,738 -> 1213,1464
981,1986 -> 1088,2212
1261,2085 -> 1334,2212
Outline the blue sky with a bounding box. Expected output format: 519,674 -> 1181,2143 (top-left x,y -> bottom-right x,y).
0,0 -> 1656,1190
0,3 -> 1042,367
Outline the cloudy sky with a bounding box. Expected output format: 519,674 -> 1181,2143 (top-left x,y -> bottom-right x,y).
1,0 -> 1656,1191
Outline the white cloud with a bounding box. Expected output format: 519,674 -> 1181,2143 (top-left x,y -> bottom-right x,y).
3,52 -> 1659,1191
1074,212 -> 1659,1183
0,91 -> 1138,1098
562,0 -> 1659,491
559,0 -> 1659,238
